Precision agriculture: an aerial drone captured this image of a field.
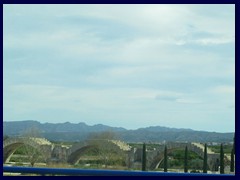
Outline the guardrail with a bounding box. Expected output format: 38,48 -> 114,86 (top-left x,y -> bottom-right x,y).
3,166 -> 234,176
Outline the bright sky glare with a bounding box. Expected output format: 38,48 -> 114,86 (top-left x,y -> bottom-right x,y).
3,4 -> 235,132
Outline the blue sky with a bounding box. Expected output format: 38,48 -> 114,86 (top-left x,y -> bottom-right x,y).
3,4 -> 235,132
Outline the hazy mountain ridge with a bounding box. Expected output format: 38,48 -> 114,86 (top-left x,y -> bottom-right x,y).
3,120 -> 234,143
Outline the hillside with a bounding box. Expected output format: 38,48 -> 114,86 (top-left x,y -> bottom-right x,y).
3,120 -> 234,143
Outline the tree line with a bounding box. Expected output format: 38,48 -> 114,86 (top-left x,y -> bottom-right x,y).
141,136 -> 235,174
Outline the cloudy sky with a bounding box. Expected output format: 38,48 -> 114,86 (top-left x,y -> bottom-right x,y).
3,4 -> 235,132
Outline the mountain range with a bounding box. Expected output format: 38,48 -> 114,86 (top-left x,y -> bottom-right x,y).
3,120 -> 234,143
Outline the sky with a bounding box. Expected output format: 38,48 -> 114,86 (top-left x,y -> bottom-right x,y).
3,4 -> 235,132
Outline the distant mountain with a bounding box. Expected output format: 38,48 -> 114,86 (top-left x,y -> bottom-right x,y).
137,126 -> 193,132
3,120 -> 234,143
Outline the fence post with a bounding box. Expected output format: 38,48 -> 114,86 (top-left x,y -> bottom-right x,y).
230,148 -> 234,172
142,143 -> 146,171
184,146 -> 188,173
220,144 -> 224,174
164,146 -> 168,172
203,143 -> 208,173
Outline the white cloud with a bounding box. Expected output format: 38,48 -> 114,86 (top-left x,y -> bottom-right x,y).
175,35 -> 234,46
211,85 -> 235,94
3,4 -> 235,132
176,98 -> 202,104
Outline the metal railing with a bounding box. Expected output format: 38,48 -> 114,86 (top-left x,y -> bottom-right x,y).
3,166 -> 234,176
